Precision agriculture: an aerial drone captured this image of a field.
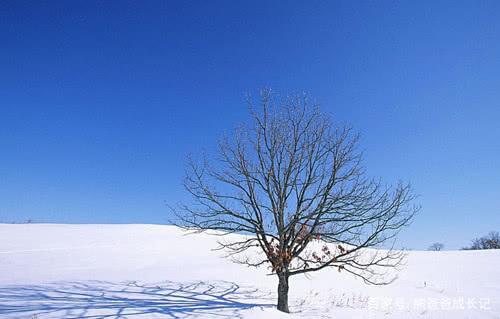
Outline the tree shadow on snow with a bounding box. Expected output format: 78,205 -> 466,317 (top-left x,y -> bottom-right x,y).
0,280 -> 274,318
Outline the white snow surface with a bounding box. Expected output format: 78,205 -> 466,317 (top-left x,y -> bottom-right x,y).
0,224 -> 499,318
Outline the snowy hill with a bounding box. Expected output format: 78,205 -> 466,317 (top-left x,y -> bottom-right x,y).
0,224 -> 499,318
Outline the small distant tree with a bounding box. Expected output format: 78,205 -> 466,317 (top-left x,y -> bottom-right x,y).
428,242 -> 444,251
176,90 -> 419,313
463,231 -> 500,250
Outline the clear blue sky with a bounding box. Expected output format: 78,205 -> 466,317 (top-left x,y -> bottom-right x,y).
1,1 -> 499,249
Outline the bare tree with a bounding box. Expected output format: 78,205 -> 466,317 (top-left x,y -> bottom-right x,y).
176,90 -> 418,313
428,242 -> 444,251
463,231 -> 500,250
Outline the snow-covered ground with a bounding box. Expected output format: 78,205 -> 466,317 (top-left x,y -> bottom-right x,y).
0,224 -> 498,318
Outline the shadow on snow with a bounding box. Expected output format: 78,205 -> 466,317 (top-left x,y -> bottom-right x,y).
0,280 -> 274,318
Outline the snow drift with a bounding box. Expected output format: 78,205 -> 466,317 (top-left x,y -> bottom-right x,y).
0,224 -> 498,318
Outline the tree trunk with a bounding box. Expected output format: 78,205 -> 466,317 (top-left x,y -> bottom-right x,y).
277,272 -> 290,313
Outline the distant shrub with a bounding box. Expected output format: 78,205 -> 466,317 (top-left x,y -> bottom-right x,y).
428,242 -> 444,251
462,231 -> 500,250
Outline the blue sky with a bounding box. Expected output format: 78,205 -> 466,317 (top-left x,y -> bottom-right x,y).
1,1 -> 499,249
